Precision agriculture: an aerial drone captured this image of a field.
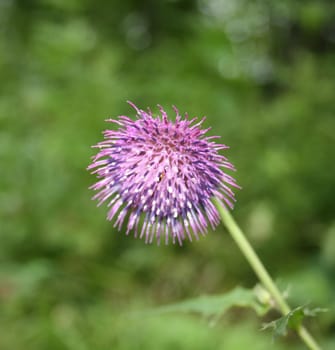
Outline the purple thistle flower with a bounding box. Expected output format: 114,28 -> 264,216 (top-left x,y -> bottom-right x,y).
88,102 -> 240,245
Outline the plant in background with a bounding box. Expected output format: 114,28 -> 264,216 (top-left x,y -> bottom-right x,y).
88,103 -> 322,350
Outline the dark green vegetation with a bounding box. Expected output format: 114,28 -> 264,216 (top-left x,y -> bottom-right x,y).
1,1 -> 334,349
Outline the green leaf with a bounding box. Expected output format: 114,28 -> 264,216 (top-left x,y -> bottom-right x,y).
146,287 -> 269,324
262,306 -> 327,339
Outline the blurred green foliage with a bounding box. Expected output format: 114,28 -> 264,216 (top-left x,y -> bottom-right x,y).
1,0 -> 335,349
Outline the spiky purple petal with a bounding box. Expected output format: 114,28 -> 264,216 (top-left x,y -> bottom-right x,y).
88,102 -> 240,244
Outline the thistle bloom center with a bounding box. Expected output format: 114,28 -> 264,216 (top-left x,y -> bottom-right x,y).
88,102 -> 240,245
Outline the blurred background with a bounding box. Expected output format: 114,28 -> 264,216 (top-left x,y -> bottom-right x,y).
1,0 -> 335,349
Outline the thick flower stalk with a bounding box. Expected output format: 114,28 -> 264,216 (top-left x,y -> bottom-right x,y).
88,102 -> 240,244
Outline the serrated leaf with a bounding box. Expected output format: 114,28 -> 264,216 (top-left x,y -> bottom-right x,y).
262,305 -> 327,339
303,307 -> 328,317
149,287 -> 269,321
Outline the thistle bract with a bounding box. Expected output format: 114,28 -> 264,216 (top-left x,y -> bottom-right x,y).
88,102 -> 240,244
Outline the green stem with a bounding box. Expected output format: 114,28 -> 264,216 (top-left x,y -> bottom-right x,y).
214,198 -> 321,350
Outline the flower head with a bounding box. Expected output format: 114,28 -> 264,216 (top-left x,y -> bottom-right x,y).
88,102 -> 240,245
